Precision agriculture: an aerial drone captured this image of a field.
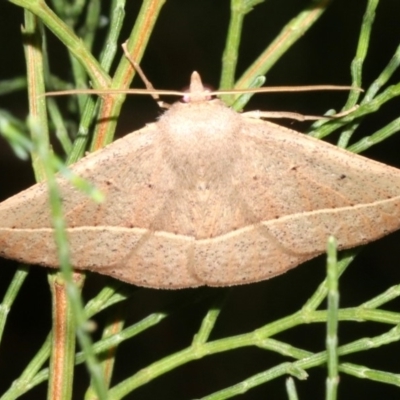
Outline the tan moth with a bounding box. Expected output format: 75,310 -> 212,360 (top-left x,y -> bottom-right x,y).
0,72 -> 399,289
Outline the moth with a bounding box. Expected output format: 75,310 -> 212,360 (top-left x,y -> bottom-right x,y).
0,72 -> 399,289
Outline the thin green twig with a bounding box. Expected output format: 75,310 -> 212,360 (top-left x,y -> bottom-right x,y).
220,0 -> 265,102
10,0 -> 111,88
67,0 -> 127,163
22,11 -> 48,181
0,266 -> 29,343
47,273 -> 83,400
325,237 -> 339,400
285,377 -> 299,400
192,290 -> 231,345
89,0 -> 166,151
0,77 -> 27,95
232,0 -> 331,102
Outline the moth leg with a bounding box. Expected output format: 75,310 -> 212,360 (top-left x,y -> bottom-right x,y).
242,105 -> 359,122
242,110 -> 325,121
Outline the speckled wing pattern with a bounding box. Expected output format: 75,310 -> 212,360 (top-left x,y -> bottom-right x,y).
0,72 -> 399,288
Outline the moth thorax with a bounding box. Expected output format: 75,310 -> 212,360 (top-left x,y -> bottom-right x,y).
159,100 -> 241,183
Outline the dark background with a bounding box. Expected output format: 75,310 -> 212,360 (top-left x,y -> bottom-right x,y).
1,0 -> 400,399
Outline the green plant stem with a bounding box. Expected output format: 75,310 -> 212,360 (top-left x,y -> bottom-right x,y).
340,362 -> 400,386
0,110 -> 32,159
337,0 -> 379,148
199,333 -> 400,400
51,0 -> 86,22
309,0 -> 391,147
311,54 -> 400,146
192,290 -> 231,345
10,0 -> 111,88
22,10 -> 48,181
66,0 -> 101,114
84,282 -> 131,317
5,300 -> 400,398
364,43 -> 400,101
85,303 -> 126,398
0,334 -> 51,400
90,0 -> 166,151
81,0 -> 101,50
106,306 -> 400,399
302,250 -> 357,312
67,0 -> 127,163
46,96 -> 73,154
325,237 -> 339,400
47,273 -> 85,400
220,0 -> 247,91
310,81 -> 400,141
230,75 -> 265,111
220,0 -> 264,102
199,363 -> 308,400
75,311 -> 172,364
361,283 -> 400,309
285,377 -> 299,400
77,308 -> 400,367
0,77 -> 27,95
345,0 -> 378,107
347,116 -> 400,154
201,322 -> 400,400
0,266 -> 29,342
232,0 -> 331,102
11,311 -> 169,397
0,283 -> 132,399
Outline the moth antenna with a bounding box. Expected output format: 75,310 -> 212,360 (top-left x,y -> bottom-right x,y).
44,84 -> 361,99
213,85 -> 363,95
122,42 -> 170,109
